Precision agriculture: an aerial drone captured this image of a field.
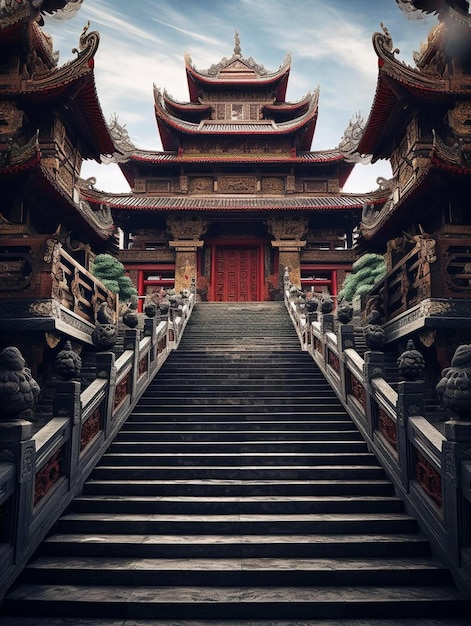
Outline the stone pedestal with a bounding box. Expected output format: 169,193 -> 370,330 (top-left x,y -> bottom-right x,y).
169,240 -> 203,294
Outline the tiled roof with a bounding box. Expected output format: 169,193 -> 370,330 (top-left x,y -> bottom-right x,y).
84,193 -> 381,212
126,148 -> 346,164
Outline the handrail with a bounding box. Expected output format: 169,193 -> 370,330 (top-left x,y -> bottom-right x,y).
283,275 -> 471,597
0,289 -> 195,602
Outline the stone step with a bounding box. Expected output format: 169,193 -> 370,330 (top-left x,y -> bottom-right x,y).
56,512 -> 420,536
123,419 -> 357,431
22,556 -> 451,587
130,407 -> 350,416
83,479 -> 394,497
4,584 -> 468,620
70,494 -> 404,515
90,465 -> 388,481
98,451 -> 379,466
115,428 -> 364,441
108,440 -> 369,454
42,532 -> 431,559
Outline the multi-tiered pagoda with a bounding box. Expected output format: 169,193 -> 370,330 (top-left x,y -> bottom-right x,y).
83,34 -> 387,304
352,0 -> 471,376
0,0 -> 117,380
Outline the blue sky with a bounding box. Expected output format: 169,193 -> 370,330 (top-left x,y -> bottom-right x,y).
44,0 -> 436,193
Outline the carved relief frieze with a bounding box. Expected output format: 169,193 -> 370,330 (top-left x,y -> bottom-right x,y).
266,217 -> 308,241
218,176 -> 257,193
133,179 -> 146,193
0,101 -> 24,135
147,180 -> 170,193
304,180 -> 327,193
448,102 -> 471,139
166,216 -> 208,240
398,161 -> 414,195
189,177 -> 213,193
261,177 -> 285,193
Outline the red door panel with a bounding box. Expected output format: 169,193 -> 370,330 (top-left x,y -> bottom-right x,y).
215,247 -> 259,301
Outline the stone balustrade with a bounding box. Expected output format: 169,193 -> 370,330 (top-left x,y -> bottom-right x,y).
0,290 -> 195,602
284,274 -> 471,596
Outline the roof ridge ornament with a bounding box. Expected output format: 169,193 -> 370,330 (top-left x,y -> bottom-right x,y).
233,30 -> 241,56
338,111 -> 372,164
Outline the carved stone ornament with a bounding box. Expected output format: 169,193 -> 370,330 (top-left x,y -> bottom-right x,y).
0,346 -> 40,422
338,112 -> 371,164
437,344 -> 471,418
266,217 -> 308,241
166,216 -> 208,240
448,102 -> 471,139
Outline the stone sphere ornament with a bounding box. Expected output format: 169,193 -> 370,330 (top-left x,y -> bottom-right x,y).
92,323 -> 117,350
0,346 -> 40,421
436,344 -> 471,418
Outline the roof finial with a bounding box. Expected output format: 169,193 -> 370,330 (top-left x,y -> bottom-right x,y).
234,30 -> 241,56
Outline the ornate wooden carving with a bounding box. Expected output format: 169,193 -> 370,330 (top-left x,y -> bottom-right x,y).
34,447 -> 63,506
415,449 -> 442,508
378,406 -> 398,451
80,406 -> 102,452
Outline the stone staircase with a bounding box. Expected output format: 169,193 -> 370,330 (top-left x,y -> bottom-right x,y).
2,302 -> 470,624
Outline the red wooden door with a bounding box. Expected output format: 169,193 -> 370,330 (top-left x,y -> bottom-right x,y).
215,247 -> 259,301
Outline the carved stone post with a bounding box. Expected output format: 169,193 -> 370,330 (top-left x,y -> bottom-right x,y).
53,380 -> 81,484
363,351 -> 385,439
0,420 -> 34,558
443,419 -> 471,566
396,380 -> 425,490
167,216 -> 207,294
267,217 -> 307,290
95,352 -> 116,436
124,328 -> 140,400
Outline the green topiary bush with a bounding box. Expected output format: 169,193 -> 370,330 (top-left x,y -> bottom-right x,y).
91,254 -> 137,301
338,253 -> 386,303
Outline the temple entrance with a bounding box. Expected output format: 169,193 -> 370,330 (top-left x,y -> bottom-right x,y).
214,247 -> 260,301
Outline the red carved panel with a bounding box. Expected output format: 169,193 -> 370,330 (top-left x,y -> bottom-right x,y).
114,375 -> 130,409
158,335 -> 167,353
349,373 -> 365,408
34,448 -> 63,506
80,406 -> 102,452
415,449 -> 442,508
327,350 -> 340,374
215,247 -> 259,301
138,355 -> 148,378
378,406 -> 398,451
313,336 -> 324,356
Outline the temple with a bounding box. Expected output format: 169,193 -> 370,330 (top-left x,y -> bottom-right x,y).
351,0 -> 471,390
0,0 -> 119,385
81,33 -> 387,306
